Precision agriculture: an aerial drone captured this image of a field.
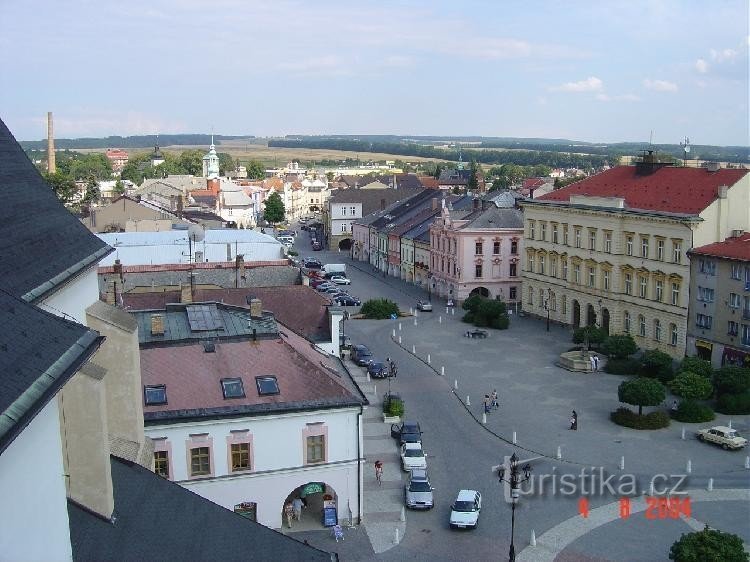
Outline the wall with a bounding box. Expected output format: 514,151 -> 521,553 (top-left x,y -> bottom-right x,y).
40,268 -> 100,324
0,399 -> 73,562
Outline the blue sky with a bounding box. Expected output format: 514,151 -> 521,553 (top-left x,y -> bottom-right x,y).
1,0 -> 748,145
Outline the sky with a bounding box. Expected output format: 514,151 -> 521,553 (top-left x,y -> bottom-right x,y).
1,0 -> 748,145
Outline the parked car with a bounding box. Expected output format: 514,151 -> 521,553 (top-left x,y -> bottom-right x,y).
312,241 -> 323,251
335,295 -> 361,306
330,275 -> 351,285
367,361 -> 389,379
696,426 -> 748,450
303,259 -> 322,269
391,420 -> 422,445
351,345 -> 373,366
405,468 -> 434,510
416,299 -> 433,312
400,442 -> 427,472
319,286 -> 342,295
449,490 -> 482,529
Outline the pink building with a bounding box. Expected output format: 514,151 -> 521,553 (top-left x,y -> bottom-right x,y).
430,197 -> 523,306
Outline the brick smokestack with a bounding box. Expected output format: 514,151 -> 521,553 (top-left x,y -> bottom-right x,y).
47,112 -> 56,174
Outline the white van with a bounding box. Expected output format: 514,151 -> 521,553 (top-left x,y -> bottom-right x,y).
277,235 -> 294,245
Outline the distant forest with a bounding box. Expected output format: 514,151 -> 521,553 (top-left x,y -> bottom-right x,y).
20,134 -> 255,150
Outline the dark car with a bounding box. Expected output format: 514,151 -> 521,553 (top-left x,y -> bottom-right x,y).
304,259 -> 322,269
312,241 -> 323,251
351,345 -> 373,366
335,295 -> 361,306
367,361 -> 390,379
391,421 -> 422,445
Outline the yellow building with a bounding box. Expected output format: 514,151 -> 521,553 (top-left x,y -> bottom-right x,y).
520,157 -> 750,358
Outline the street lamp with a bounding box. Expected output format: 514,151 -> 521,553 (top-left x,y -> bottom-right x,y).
544,298 -> 550,332
427,272 -> 433,302
498,453 -> 533,562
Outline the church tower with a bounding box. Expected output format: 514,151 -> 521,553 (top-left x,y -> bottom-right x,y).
202,136 -> 220,178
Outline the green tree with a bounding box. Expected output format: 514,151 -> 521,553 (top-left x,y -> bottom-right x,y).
679,357 -> 713,379
618,377 -> 665,416
82,175 -> 100,206
113,179 -> 125,196
669,371 -> 714,400
246,160 -> 265,180
467,160 -> 479,191
179,150 -> 204,176
434,164 -> 443,179
326,171 -> 334,183
669,526 -> 748,562
263,192 -> 285,224
218,152 -> 236,176
601,334 -> 638,359
572,326 -> 607,347
360,298 -> 399,319
44,171 -> 78,205
713,366 -> 750,395
640,349 -> 675,382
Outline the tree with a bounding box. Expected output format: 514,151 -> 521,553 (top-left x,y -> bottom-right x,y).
713,366 -> 750,396
669,371 -> 714,400
601,334 -> 637,359
434,164 -> 443,179
82,175 -> 100,207
679,357 -> 713,379
218,152 -> 236,176
326,171 -> 334,183
618,377 -> 665,416
669,526 -> 748,562
467,160 -> 479,191
572,326 -> 607,347
179,150 -> 204,176
246,160 -> 265,180
263,192 -> 285,224
640,349 -> 675,382
44,171 -> 78,205
113,179 -> 125,196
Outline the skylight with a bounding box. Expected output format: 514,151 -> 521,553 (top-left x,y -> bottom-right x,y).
144,385 -> 167,405
256,375 -> 280,396
221,378 -> 246,399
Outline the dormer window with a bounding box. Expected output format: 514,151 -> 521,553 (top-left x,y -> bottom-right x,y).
221,378 -> 246,399
144,385 -> 167,405
256,375 -> 280,396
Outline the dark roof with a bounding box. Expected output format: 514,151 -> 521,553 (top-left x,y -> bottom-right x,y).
461,206 -> 524,229
328,187 -> 422,216
0,289 -> 103,454
537,165 -> 749,215
689,231 -> 750,261
68,455 -> 334,562
0,118 -> 111,302
374,173 -> 424,189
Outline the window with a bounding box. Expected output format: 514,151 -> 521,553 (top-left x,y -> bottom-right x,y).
696,313 -> 713,329
604,231 -> 612,253
190,447 -> 211,476
562,259 -> 568,281
624,311 -> 631,333
528,286 -> 534,306
340,223 -> 348,232
511,240 -> 518,255
154,451 -> 169,478
538,288 -> 544,308
624,273 -> 633,295
638,315 -> 646,337
221,378 -> 245,399
698,286 -> 715,302
349,206 -> 356,216
743,324 -> 750,346
639,276 -> 648,298
540,222 -> 547,241
728,321 -> 739,336
493,241 -> 500,255
700,259 -> 716,275
509,287 -> 517,300
626,235 -> 633,256
588,267 -> 595,287
475,264 -> 483,278
562,225 -> 569,245
655,279 -> 664,302
573,263 -> 581,284
539,255 -> 545,275
656,239 -> 665,261
731,263 -> 742,280
256,376 -> 280,396
509,262 -> 517,277
231,443 -> 251,471
306,435 -> 325,464
528,220 -> 535,239
475,241 -> 483,255
589,230 -> 596,250
551,258 -> 558,278
603,270 -> 610,291
654,319 -> 661,342
552,224 -> 559,244
670,323 -> 678,346
574,228 -> 581,248
672,241 -> 682,264
671,282 -> 680,306
640,237 -> 649,258
144,385 -> 167,406
528,253 -> 535,272
730,293 -> 741,308
562,295 -> 567,315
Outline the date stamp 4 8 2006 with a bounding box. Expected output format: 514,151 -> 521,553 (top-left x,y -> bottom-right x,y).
578,496 -> 691,520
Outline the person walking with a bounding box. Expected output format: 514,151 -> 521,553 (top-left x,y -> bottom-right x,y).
292,496 -> 303,521
284,501 -> 295,528
332,523 -> 344,542
374,460 -> 383,485
491,389 -> 499,410
484,394 -> 491,414
593,355 -> 600,372
589,354 -> 596,372
569,410 -> 578,431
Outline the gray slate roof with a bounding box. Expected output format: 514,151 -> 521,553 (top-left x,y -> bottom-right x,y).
461,206 -> 524,229
328,187 -> 421,216
0,118 -> 111,301
68,455 -> 334,562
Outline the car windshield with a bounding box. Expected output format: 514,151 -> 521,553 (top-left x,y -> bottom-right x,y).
453,501 -> 476,512
404,449 -> 423,457
402,424 -> 420,433
409,481 -> 431,492
371,362 -> 384,370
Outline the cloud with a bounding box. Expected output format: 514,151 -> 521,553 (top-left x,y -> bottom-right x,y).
710,48 -> 738,62
695,58 -> 709,73
643,79 -> 678,92
31,111 -> 187,138
550,76 -> 603,92
277,55 -> 352,77
536,96 -> 548,106
595,93 -> 640,102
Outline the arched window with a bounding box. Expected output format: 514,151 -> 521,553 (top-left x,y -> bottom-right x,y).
638,315 -> 646,337
624,311 -> 631,333
670,323 -> 678,346
654,319 -> 662,341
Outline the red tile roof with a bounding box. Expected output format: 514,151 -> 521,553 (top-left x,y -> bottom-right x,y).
537,166 -> 748,215
689,232 -> 750,261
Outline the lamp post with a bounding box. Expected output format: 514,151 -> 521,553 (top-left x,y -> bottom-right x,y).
427,272 -> 433,302
544,298 -> 550,332
498,453 -> 532,562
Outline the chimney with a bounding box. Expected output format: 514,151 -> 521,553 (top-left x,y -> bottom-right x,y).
432,197 -> 438,210
177,195 -> 184,219
181,282 -> 192,303
105,280 -> 116,305
706,162 -> 721,172
207,177 -> 220,196
236,254 -> 245,287
47,111 -> 56,174
718,185 -> 728,199
150,314 -> 165,336
113,258 -> 124,282
249,298 -> 262,318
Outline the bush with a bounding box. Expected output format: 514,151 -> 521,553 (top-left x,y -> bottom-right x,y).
462,294 -> 483,312
713,366 -> 750,395
610,407 -> 670,429
672,400 -> 715,423
384,398 -> 405,418
670,526 -> 749,562
715,392 -> 750,415
462,312 -> 475,324
601,334 -> 638,359
287,249 -> 299,256
572,326 -> 607,347
604,358 -> 641,376
491,315 -> 510,330
461,295 -> 509,329
640,349 -> 675,382
679,357 -> 713,378
669,371 -> 714,401
360,298 -> 399,319
618,377 -> 666,415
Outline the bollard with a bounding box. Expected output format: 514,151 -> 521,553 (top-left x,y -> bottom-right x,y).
451,308 -> 455,316
466,395 -> 471,406
745,456 -> 749,469
728,419 -> 733,429
556,446 -> 562,460
399,322 -> 402,331
454,379 -> 458,390
392,329 -> 396,338
687,460 -> 692,474
512,431 -> 517,445
414,317 -> 418,326
373,384 -> 377,396
482,413 -> 487,424
619,456 -> 625,470
398,335 -> 402,344
707,478 -> 714,491
412,345 -> 416,354
427,354 -> 431,364
400,507 -> 406,522
530,530 -> 537,547
445,307 -> 449,314
409,307 -> 413,315
367,373 -> 371,382
649,480 -> 655,496
441,366 -> 445,376
681,427 -> 685,440
394,528 -> 399,544
415,309 -> 418,317
439,315 -> 442,324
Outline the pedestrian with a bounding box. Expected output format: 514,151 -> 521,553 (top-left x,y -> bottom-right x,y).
491,389 -> 499,410
593,355 -> 600,372
292,496 -> 303,521
375,460 -> 383,485
484,394 -> 491,414
333,523 -> 344,542
284,502 -> 294,528
671,400 -> 678,412
569,410 -> 578,431
589,354 -> 596,372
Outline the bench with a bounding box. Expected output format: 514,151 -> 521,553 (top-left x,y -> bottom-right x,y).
465,329 -> 488,339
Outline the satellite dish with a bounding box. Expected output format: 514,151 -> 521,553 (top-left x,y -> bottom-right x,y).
188,224 -> 205,243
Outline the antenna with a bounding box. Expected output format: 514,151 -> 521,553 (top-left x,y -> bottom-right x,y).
187,224 -> 205,264
649,130 -> 653,146
680,137 -> 691,166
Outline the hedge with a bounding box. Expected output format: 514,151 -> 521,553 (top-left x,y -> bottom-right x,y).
671,400 -> 715,423
604,358 -> 641,376
360,298 -> 399,319
715,392 -> 750,415
610,407 -> 670,429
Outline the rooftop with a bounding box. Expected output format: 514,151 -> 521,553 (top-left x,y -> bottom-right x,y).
689,231 -> 750,262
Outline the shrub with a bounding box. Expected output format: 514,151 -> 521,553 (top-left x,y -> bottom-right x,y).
462,312 -> 475,324
491,315 -> 510,330
715,392 -> 750,415
713,366 -> 750,395
672,400 -> 715,423
669,371 -> 714,400
679,357 -> 713,378
604,358 -> 641,376
640,349 -> 675,382
572,326 -> 607,346
360,298 -> 399,319
669,526 -> 749,562
601,334 -> 638,359
610,407 -> 670,429
287,249 -> 299,256
461,295 -> 509,328
462,294 -> 483,313
384,398 -> 405,418
618,377 -> 665,415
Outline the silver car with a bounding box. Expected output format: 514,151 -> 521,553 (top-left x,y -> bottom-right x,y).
405,468 -> 434,509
